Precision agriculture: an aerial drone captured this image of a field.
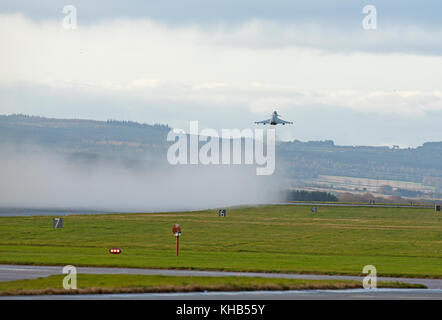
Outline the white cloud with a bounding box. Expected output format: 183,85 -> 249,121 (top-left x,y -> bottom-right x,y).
1,13 -> 442,119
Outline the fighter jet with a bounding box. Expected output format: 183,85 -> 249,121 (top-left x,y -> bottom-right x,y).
255,111 -> 293,125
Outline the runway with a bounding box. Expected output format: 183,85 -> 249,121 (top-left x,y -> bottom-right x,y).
0,202 -> 433,217
0,264 -> 441,299
2,289 -> 441,300
1,264 -> 441,288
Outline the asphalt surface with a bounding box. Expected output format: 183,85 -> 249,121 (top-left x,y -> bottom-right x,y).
0,265 -> 441,299
1,264 -> 442,289
0,202 -> 434,217
2,289 -> 441,300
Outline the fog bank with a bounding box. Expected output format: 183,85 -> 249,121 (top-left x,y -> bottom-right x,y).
0,149 -> 284,212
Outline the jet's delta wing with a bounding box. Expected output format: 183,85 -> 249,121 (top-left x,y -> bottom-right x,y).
275,118 -> 293,125
255,119 -> 271,125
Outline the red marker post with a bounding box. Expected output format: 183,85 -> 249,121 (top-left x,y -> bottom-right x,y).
172,224 -> 181,256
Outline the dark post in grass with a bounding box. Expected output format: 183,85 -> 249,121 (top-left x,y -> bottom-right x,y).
172,224 -> 181,256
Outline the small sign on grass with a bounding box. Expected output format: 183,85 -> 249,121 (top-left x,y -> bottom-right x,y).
53,218 -> 63,228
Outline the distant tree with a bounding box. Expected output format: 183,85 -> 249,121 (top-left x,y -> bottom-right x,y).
284,190 -> 338,202
338,192 -> 376,203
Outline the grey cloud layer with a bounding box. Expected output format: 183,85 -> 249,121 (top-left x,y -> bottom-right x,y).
1,0 -> 441,27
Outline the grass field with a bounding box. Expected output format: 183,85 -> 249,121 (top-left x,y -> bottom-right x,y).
0,205 -> 441,278
0,274 -> 425,296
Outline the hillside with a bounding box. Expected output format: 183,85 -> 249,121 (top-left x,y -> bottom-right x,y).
1,114 -> 441,195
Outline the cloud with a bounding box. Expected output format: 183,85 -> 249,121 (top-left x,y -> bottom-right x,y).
2,78 -> 441,118
0,13 -> 441,146
2,13 -> 442,86
2,1 -> 442,30
198,20 -> 442,56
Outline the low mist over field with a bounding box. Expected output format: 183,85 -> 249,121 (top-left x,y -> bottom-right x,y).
0,147 -> 282,212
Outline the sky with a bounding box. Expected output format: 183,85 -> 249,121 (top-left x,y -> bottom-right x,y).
1,1 -> 442,147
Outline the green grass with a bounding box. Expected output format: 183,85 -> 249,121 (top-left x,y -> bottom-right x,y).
0,205 -> 441,278
0,274 -> 426,296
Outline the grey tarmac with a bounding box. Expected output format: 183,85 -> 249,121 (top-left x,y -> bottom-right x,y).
1,289 -> 441,300
0,264 -> 441,289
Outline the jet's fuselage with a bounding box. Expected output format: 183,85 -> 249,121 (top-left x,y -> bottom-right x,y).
270,111 -> 278,125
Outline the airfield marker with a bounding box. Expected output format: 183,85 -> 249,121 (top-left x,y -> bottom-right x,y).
172,224 -> 182,256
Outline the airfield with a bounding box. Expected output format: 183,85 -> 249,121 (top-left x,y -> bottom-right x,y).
0,204 -> 440,298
